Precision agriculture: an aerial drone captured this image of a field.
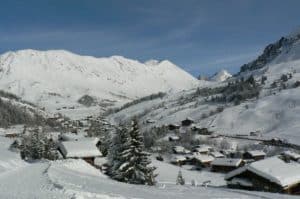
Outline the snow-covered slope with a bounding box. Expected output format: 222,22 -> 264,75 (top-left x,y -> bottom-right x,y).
210,69 -> 232,82
108,30 -> 300,144
0,134 -> 293,198
0,50 -> 198,116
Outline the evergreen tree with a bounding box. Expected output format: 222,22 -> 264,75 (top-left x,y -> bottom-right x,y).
109,120 -> 157,185
176,170 -> 185,185
107,127 -> 130,177
19,127 -> 58,161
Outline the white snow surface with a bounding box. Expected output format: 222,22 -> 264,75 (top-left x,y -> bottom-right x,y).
108,58 -> 300,144
0,135 -> 297,198
246,150 -> 266,157
58,140 -> 102,158
0,49 -> 199,118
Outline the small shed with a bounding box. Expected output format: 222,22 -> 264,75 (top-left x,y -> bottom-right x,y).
211,158 -> 244,173
58,140 -> 102,165
281,151 -> 300,162
210,151 -> 225,158
191,154 -> 214,167
181,117 -> 194,126
173,146 -> 190,155
192,145 -> 213,154
243,150 -> 266,161
170,155 -> 187,165
225,157 -> 300,195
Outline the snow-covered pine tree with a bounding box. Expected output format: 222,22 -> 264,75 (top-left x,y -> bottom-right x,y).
107,126 -> 130,177
19,127 -> 58,161
176,170 -> 185,185
42,137 -> 59,160
116,119 -> 157,185
30,130 -> 43,159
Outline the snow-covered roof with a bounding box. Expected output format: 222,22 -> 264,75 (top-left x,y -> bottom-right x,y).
170,155 -> 186,163
210,151 -> 225,158
248,157 -> 300,187
225,166 -> 247,180
59,141 -> 102,158
246,150 -> 266,157
173,146 -> 190,154
173,146 -> 185,152
211,158 -> 243,167
282,151 -> 300,160
193,145 -> 213,153
60,132 -> 86,141
226,157 -> 300,187
192,154 -> 214,163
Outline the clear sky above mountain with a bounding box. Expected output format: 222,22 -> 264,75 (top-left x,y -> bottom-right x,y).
0,0 -> 300,76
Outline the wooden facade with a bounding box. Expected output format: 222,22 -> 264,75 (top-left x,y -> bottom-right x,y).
211,160 -> 244,173
212,165 -> 242,173
243,152 -> 265,161
227,170 -> 300,195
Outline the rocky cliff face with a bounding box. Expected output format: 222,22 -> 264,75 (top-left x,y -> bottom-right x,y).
240,32 -> 300,73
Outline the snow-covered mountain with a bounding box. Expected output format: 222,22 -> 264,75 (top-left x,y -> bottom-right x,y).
210,69 -> 232,82
108,29 -> 300,144
0,49 -> 199,117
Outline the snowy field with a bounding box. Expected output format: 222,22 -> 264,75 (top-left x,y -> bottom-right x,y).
0,135 -> 298,199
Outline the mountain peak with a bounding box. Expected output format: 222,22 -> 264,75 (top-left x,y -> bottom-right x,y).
0,49 -> 198,117
210,69 -> 232,82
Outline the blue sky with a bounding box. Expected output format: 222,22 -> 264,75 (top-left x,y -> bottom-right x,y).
0,0 -> 300,76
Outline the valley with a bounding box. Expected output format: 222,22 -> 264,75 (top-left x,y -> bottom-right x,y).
0,29 -> 300,198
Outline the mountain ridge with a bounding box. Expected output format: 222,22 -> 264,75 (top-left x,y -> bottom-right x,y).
0,49 -> 199,118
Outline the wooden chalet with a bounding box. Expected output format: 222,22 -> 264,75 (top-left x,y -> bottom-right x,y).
58,140 -> 102,166
225,157 -> 300,195
170,155 -> 187,166
211,158 -> 244,173
190,154 -> 214,167
192,145 -> 213,154
243,150 -> 266,161
210,151 -> 225,158
281,151 -> 300,162
172,146 -> 190,155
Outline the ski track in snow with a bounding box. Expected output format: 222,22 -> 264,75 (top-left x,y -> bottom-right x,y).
0,135 -> 297,199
